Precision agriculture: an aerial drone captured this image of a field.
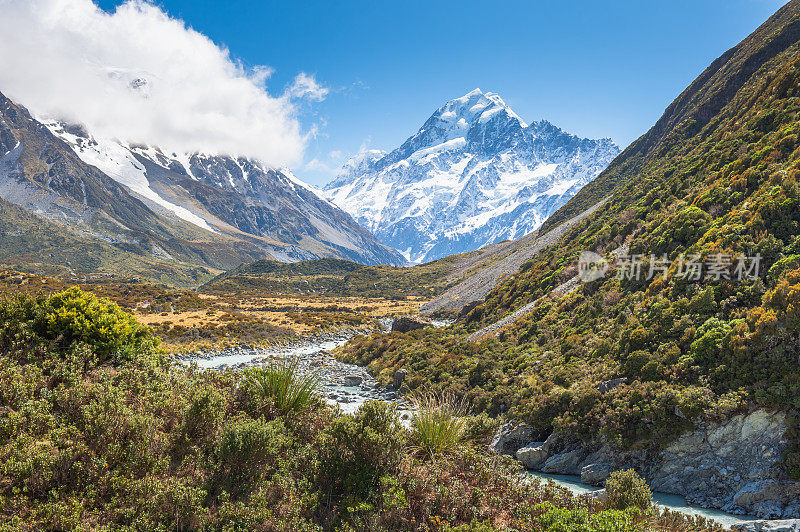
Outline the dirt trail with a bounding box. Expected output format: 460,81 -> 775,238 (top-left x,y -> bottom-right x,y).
466,276 -> 580,341
421,199 -> 607,315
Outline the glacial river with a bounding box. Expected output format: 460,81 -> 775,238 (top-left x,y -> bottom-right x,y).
180,328 -> 759,529
524,471 -> 756,529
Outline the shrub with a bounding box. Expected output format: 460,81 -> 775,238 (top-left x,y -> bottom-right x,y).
533,502 -> 639,532
212,417 -> 288,498
605,469 -> 653,512
409,391 -> 468,458
314,401 -> 405,508
0,287 -> 157,365
243,357 -> 320,415
463,412 -> 500,446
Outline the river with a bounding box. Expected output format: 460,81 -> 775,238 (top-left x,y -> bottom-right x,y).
173,328 -> 409,414
524,471 -> 755,529
175,326 -> 758,528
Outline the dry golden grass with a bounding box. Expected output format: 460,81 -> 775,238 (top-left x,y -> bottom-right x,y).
0,269 -> 423,353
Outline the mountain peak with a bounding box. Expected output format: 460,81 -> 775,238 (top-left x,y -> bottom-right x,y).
439,88 -> 526,127
457,87 -> 484,99
325,91 -> 620,263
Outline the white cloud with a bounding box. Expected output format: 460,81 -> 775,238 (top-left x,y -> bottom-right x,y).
304,158 -> 334,173
287,72 -> 330,102
0,0 -> 316,167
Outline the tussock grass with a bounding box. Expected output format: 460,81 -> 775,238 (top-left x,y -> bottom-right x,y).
245,357 -> 320,414
409,391 -> 468,458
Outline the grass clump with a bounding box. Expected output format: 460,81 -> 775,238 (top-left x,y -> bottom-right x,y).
409,391 -> 468,457
243,357 -> 320,415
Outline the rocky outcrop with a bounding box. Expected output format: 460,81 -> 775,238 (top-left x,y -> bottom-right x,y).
596,378 -> 628,393
500,410 -> 800,519
392,369 -> 408,389
490,423 -> 538,456
391,316 -> 432,333
732,520 -> 800,531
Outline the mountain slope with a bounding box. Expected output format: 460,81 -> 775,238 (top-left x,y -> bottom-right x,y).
325,89 -> 619,263
0,90 -> 403,283
542,1 -> 800,233
43,120 -> 404,266
337,0 -> 800,518
0,91 -> 271,282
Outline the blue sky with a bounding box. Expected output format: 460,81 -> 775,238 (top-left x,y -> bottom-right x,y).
97,0 -> 788,186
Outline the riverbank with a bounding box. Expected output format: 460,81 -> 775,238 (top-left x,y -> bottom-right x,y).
491,414 -> 800,522
172,324 -> 410,414
524,471 -> 756,529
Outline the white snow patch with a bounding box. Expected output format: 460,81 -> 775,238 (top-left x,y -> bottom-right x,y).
409,137 -> 467,161
44,121 -> 215,232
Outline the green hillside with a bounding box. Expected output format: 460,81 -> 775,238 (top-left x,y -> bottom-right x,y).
0,196 -> 216,286
201,256 -> 464,299
338,0 -> 800,477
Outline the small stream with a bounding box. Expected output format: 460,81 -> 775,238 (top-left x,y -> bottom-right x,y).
524,471 -> 756,529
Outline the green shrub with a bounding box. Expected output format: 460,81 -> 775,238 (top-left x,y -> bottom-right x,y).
605,469 -> 653,512
0,287 -> 157,364
213,417 -> 288,498
409,391 -> 468,458
534,502 -> 639,532
315,401 -> 405,508
181,387 -> 225,446
243,357 -> 320,415
463,412 -> 500,446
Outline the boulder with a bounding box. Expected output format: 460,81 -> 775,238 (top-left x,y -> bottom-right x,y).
490,422 -> 538,456
343,375 -> 363,386
392,368 -> 408,389
391,316 -> 431,333
731,520 -> 800,532
597,378 -> 628,393
541,449 -> 586,475
581,463 -> 614,486
516,442 -> 549,469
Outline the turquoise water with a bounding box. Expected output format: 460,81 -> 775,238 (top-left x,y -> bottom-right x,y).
524,471 -> 756,529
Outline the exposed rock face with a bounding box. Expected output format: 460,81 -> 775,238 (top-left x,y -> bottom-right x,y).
391,316 -> 431,333
489,423 -> 538,456
502,410 -> 800,519
732,520 -> 800,532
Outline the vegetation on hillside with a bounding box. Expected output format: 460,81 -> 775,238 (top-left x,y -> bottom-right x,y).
0,288 -> 722,530
337,1 -> 800,479
0,270 -> 408,353
201,257 -> 463,300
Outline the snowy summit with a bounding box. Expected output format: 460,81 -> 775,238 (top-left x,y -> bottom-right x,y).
325,89 -> 620,263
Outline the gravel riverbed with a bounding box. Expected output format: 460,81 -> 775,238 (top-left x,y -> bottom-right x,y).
172,325 -> 411,416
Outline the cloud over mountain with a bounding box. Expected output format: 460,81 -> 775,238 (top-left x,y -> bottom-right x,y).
0,0 -> 321,167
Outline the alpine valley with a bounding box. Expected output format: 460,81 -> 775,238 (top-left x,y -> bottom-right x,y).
5,0 -> 800,531
325,89 -> 620,263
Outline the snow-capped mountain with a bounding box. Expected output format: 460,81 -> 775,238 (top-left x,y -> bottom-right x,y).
40,119 -> 404,266
325,89 -> 620,263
